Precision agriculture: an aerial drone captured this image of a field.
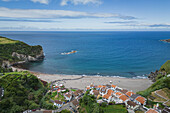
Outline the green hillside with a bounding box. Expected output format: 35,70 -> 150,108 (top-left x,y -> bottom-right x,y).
0,36 -> 44,73
0,71 -> 48,113
160,60 -> 170,74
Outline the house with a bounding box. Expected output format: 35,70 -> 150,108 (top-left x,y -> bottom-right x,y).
97,85 -> 102,90
126,91 -> 135,97
145,109 -> 159,113
118,95 -> 129,103
115,87 -> 122,92
70,99 -> 79,110
60,88 -> 67,92
111,85 -> 117,90
86,86 -> 90,91
107,89 -> 114,96
125,101 -> 139,110
90,90 -> 99,97
134,96 -> 146,105
106,84 -> 111,89
114,92 -> 123,98
120,89 -> 128,94
102,94 -> 112,103
73,90 -> 83,98
100,87 -> 107,96
64,93 -> 72,101
130,94 -> 141,101
54,100 -> 63,108
0,87 -> 4,97
90,84 -> 94,89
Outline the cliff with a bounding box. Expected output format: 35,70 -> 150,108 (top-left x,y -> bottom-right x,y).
0,36 -> 44,72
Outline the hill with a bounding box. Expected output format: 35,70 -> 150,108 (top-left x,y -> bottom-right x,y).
0,71 -> 48,113
0,36 -> 44,73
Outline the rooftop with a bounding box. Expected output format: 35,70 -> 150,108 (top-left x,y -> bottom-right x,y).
55,100 -> 63,104
146,109 -> 159,113
126,91 -> 135,97
103,94 -> 111,99
119,95 -> 129,102
127,101 -> 137,107
135,96 -> 146,104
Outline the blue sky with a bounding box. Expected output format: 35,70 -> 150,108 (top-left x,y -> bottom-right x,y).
0,0 -> 170,31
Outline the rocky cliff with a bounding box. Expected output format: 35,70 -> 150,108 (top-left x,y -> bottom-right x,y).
160,39 -> 170,42
0,36 -> 44,72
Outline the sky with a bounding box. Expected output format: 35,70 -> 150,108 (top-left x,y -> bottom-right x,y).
0,0 -> 170,31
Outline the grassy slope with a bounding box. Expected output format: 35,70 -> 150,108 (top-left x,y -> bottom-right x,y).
138,60 -> 170,97
160,60 -> 170,74
0,71 -> 47,113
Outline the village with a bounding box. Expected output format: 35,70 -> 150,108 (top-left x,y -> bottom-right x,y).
39,80 -> 168,113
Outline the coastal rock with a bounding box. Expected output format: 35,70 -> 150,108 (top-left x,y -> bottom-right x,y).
12,50 -> 44,62
160,39 -> 170,42
1,61 -> 10,68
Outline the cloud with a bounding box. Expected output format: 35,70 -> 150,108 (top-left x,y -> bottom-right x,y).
60,0 -> 102,6
0,18 -> 61,22
105,21 -> 137,24
30,0 -> 49,4
0,7 -> 136,20
148,24 -> 170,27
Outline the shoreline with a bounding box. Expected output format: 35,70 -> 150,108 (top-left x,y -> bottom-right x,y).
11,66 -> 153,93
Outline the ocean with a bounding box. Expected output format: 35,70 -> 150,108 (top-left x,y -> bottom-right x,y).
1,31 -> 170,78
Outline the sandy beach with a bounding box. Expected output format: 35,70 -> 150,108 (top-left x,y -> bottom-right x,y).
12,67 -> 153,93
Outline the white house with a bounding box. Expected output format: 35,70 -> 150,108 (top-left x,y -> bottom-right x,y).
102,94 -> 112,103
125,101 -> 139,110
134,96 -> 146,105
54,100 -> 63,108
64,93 -> 72,101
100,87 -> 108,96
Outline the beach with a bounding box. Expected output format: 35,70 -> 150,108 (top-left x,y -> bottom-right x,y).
12,67 -> 153,93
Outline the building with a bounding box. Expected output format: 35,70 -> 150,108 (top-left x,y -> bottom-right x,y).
73,90 -> 83,98
70,99 -> 79,110
118,95 -> 129,103
126,91 -> 135,97
134,96 -> 146,105
130,94 -> 141,101
64,93 -> 72,101
145,109 -> 159,113
100,87 -> 107,96
90,90 -> 99,97
111,84 -> 117,90
103,94 -> 112,103
54,100 -> 63,108
120,89 -> 128,94
125,101 -> 139,110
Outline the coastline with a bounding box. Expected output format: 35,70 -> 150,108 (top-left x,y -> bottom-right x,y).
11,66 -> 153,93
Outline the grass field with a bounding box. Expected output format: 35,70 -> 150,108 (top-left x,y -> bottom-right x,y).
100,105 -> 128,113
0,37 -> 18,44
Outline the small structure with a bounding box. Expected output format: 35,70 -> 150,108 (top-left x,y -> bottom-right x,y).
111,85 -> 117,90
54,100 -> 63,108
70,99 -> 79,110
118,95 -> 129,103
126,91 -> 135,97
125,101 -> 139,110
90,90 -> 99,97
130,94 -> 141,101
145,109 -> 159,113
103,94 -> 112,103
120,89 -> 128,94
73,90 -> 83,98
64,93 -> 72,101
100,87 -> 107,96
134,96 -> 146,105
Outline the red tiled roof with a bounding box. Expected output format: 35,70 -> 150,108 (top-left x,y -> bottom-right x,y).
126,91 -> 135,97
135,96 -> 146,104
103,94 -> 110,99
107,89 -> 114,96
146,109 -> 159,113
115,92 -> 122,96
111,85 -> 116,88
86,87 -> 90,90
98,85 -> 102,88
119,95 -> 129,101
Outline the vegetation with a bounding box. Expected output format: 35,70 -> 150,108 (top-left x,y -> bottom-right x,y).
0,71 -> 48,113
0,36 -> 43,72
79,91 -> 127,113
137,76 -> 170,97
160,60 -> 170,74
